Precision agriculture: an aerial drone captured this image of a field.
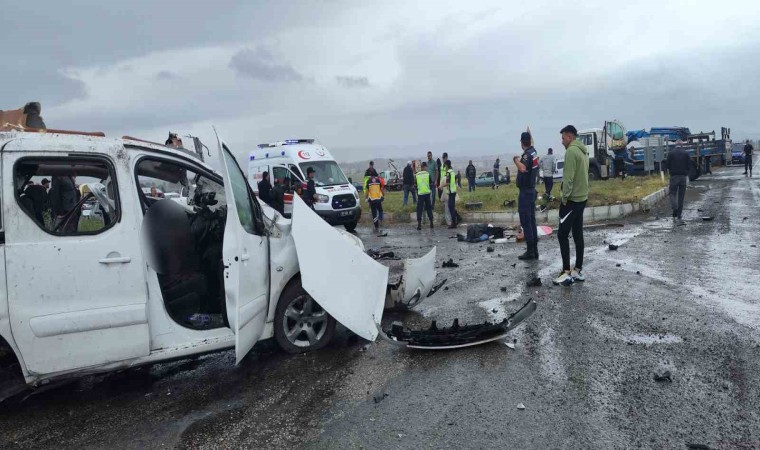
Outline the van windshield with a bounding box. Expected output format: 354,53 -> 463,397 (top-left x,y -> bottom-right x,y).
298,161 -> 348,187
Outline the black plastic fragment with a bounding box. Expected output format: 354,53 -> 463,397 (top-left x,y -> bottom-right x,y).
442,258 -> 459,268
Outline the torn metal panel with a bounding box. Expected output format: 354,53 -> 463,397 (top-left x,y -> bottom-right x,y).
291,195 -> 387,341
385,247 -> 439,310
381,299 -> 536,349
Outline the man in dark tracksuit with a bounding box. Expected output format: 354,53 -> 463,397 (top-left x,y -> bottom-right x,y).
744,141 -> 754,177
665,143 -> 691,221
514,132 -> 539,260
466,160 -> 477,191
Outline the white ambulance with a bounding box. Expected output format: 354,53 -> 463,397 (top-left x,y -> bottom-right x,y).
248,139 -> 361,232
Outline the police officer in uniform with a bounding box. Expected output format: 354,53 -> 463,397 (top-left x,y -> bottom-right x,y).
513,132 -> 540,260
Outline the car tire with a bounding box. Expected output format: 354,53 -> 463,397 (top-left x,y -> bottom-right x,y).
589,166 -> 601,181
274,280 -> 336,354
344,220 -> 358,232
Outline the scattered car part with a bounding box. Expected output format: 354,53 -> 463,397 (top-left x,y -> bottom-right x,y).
442,258 -> 459,268
527,277 -> 542,287
701,216 -> 714,221
385,248 -> 441,310
517,402 -> 526,410
608,244 -> 619,250
381,299 -> 536,350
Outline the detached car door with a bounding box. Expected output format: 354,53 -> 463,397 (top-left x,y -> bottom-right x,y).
216,134 -> 270,363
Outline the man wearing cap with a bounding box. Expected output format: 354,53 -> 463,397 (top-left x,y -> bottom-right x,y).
402,161 -> 416,206
304,167 -> 317,209
415,161 -> 434,230
513,132 -> 540,260
364,161 -> 378,192
553,125 -> 589,286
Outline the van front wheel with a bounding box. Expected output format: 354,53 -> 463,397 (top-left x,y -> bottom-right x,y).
274,280 -> 336,354
344,220 -> 358,232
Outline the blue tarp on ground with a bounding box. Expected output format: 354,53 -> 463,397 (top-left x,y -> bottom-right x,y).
649,127 -> 691,142
626,130 -> 649,142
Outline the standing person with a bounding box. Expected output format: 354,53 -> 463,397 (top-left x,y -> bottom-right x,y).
492,158 -> 501,189
426,151 -> 437,208
444,160 -> 458,229
514,132 -> 540,260
541,148 -> 556,201
664,140 -> 691,222
402,161 -> 417,206
553,125 -> 590,286
366,173 -> 385,232
415,161 -> 434,230
364,161 -> 378,191
270,179 -> 285,215
257,171 -> 272,206
455,170 -> 462,189
304,167 -> 317,209
437,152 -> 448,201
744,140 -> 754,177
466,160 -> 477,191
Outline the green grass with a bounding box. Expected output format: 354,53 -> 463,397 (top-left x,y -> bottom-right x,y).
361,175 -> 667,215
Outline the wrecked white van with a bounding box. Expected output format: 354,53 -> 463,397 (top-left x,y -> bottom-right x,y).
0,130 -> 439,400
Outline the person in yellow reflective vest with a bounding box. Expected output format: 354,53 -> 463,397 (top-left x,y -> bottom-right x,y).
444,159 -> 458,228
415,161 -> 434,230
366,173 -> 385,232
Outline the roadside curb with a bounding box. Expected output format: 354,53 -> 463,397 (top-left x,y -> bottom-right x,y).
359,186 -> 670,225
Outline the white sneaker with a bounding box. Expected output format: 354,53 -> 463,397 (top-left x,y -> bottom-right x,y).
570,268 -> 585,282
553,271 -> 574,286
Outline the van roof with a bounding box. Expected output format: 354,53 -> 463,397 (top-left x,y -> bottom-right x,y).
0,131 -> 217,173
257,139 -> 315,149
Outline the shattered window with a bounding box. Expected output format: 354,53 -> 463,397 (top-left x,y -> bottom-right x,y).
14,157 -> 120,235
135,158 -> 225,212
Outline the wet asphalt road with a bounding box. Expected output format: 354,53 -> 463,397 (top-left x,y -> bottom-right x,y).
2,166 -> 760,449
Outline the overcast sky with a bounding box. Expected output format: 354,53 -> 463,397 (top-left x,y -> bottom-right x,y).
3,0 -> 759,165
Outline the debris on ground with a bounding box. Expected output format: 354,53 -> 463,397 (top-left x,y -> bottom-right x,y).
653,370 -> 673,382
486,246 -> 495,253
636,271 -> 641,275
608,244 -> 619,250
527,276 -> 542,287
442,258 -> 459,268
383,300 -> 537,349
373,392 -> 389,403
366,248 -> 398,260
377,231 -> 389,236
511,263 -> 517,268
516,403 -> 526,410
504,342 -> 515,350
701,216 -> 714,221
500,286 -> 507,292
616,263 -> 622,267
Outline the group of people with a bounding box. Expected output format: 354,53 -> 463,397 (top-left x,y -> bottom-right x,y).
256,168 -> 318,215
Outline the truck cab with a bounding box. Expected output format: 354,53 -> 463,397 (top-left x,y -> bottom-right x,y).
248,140 -> 361,232
577,121 -> 626,180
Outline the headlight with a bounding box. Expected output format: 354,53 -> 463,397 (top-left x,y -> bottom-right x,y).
316,194 -> 330,203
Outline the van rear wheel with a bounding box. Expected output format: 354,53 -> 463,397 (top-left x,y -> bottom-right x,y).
274,280 -> 336,354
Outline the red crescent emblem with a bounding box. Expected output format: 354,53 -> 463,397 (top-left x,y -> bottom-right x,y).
298,150 -> 311,160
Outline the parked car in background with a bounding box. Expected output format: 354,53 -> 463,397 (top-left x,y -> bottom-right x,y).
731,143 -> 746,165
474,170 -> 510,187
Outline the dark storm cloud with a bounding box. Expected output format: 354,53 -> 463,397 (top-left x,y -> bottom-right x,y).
2,66 -> 87,107
154,71 -> 182,81
335,76 -> 370,88
229,48 -> 304,82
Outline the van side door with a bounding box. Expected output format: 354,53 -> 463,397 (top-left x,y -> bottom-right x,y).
3,145 -> 149,376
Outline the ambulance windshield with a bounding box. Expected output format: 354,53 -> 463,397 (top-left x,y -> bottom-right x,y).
299,161 -> 349,187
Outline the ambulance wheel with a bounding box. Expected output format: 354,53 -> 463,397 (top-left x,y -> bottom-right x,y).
344,221 -> 358,232
275,280 -> 336,354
